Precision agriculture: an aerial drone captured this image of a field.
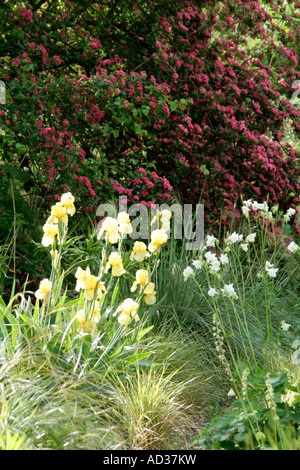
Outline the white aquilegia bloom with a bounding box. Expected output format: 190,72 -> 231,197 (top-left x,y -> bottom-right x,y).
221,284 -> 238,299
192,259 -> 203,269
271,204 -> 279,214
286,207 -> 296,217
241,243 -> 249,252
283,207 -> 296,223
220,253 -> 229,265
206,235 -> 217,247
265,261 -> 278,278
209,259 -> 221,275
183,266 -> 194,281
204,251 -> 218,263
227,232 -> 243,244
204,251 -> 221,275
267,268 -> 278,278
246,232 -> 256,243
280,321 -> 291,332
243,199 -> 253,208
287,241 -> 300,253
265,211 -> 274,222
242,206 -> 250,218
207,287 -> 218,297
252,201 -> 265,211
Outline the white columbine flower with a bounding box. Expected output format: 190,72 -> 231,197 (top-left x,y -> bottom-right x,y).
220,253 -> 229,265
209,259 -> 221,275
287,241 -> 299,253
221,284 -> 238,299
207,287 -> 218,297
265,261 -> 278,278
204,251 -> 218,263
283,207 -> 296,223
265,211 -> 274,222
227,232 -> 243,244
280,321 -> 291,332
192,259 -> 203,269
286,208 -> 296,217
183,266 -> 194,281
246,233 -> 256,243
241,243 -> 249,252
242,206 -> 250,217
243,199 -> 253,208
252,201 -> 265,211
206,235 -> 217,247
266,267 -> 279,278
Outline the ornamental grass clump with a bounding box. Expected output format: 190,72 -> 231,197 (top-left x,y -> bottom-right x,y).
107,366 -> 191,450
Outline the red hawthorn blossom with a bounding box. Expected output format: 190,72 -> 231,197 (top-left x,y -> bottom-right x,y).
0,0 -> 299,254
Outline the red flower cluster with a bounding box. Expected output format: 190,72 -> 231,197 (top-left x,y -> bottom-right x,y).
0,0 -> 299,239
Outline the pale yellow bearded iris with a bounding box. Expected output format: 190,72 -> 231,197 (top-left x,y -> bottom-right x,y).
35,278 -> 52,301
42,222 -> 59,247
75,301 -> 101,333
144,282 -> 156,305
131,269 -> 149,292
51,202 -> 68,225
108,252 -> 126,277
61,192 -> 76,216
84,273 -> 106,301
75,266 -> 107,300
98,217 -> 120,244
42,193 -> 76,248
148,229 -> 168,253
116,298 -> 139,326
75,266 -> 90,291
130,241 -> 149,262
151,209 -> 172,232
117,211 -> 133,235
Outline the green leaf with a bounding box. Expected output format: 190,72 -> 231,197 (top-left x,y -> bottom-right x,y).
125,352 -> 152,365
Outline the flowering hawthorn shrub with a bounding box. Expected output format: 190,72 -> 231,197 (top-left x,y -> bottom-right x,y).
0,0 -> 300,294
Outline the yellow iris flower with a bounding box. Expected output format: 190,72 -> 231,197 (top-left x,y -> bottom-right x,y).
131,269 -> 149,292
98,217 -> 120,244
35,278 -> 52,301
75,301 -> 101,333
51,202 -> 68,225
61,192 -> 76,216
117,211 -> 133,235
108,252 -> 126,277
130,241 -> 150,262
148,229 -> 168,253
144,282 -> 156,305
116,298 -> 139,326
75,266 -> 107,301
42,222 -> 59,247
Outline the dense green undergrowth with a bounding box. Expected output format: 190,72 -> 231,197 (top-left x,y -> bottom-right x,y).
0,194 -> 299,450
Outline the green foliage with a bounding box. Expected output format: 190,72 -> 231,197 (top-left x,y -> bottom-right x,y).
0,430 -> 29,451
192,364 -> 300,450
